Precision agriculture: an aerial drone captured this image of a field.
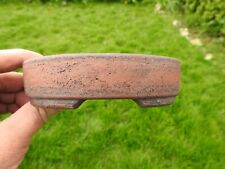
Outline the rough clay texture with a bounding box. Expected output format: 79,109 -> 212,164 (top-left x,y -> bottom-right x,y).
23,53 -> 180,108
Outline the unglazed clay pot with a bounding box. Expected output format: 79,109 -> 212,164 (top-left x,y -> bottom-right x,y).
23,53 -> 180,108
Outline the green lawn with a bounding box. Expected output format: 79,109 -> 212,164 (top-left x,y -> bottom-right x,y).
0,2 -> 225,169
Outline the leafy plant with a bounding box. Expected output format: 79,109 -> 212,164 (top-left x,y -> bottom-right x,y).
159,0 -> 225,37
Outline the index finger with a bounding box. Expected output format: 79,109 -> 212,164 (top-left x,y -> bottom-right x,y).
0,49 -> 41,73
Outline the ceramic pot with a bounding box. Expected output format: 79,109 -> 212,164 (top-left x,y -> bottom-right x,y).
23,53 -> 180,108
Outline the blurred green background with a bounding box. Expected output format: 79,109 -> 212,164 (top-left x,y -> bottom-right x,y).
0,0 -> 224,168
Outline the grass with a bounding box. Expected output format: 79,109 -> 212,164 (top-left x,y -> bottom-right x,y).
0,2 -> 225,169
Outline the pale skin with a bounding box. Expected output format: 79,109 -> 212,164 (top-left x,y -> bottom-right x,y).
0,49 -> 58,169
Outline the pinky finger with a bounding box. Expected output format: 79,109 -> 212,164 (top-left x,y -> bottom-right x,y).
0,103 -> 7,114
7,104 -> 19,113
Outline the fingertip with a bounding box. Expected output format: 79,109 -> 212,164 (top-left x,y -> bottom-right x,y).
0,49 -> 42,58
0,103 -> 7,114
16,49 -> 42,58
0,49 -> 42,73
16,91 -> 29,107
7,104 -> 19,113
0,93 -> 15,104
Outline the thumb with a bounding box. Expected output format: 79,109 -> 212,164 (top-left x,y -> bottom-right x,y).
1,102 -> 58,142
0,103 -> 58,169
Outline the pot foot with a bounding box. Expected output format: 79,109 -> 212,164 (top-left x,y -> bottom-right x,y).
31,99 -> 84,109
134,96 -> 176,107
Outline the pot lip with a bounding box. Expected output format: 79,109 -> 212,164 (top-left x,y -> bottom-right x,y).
23,53 -> 180,64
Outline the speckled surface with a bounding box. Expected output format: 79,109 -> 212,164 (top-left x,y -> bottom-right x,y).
23,53 -> 180,108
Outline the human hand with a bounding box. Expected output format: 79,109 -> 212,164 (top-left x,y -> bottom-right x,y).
0,49 -> 58,169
